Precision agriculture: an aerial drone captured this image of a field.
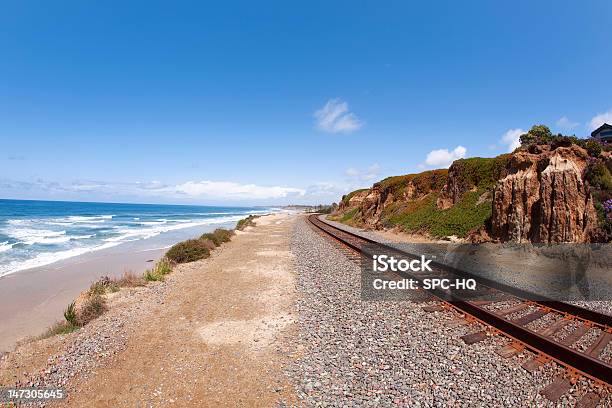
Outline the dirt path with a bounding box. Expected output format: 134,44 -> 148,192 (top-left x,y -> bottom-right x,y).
44,213 -> 298,407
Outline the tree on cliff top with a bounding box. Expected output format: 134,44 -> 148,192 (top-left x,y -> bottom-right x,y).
519,125 -> 553,146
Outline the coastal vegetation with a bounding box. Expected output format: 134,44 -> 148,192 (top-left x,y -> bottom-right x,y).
201,228 -> 234,246
39,219 -> 251,341
166,239 -> 211,264
143,259 -> 173,281
332,125 -> 611,242
236,215 -> 259,230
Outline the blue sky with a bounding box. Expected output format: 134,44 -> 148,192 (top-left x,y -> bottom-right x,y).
1,0 -> 611,205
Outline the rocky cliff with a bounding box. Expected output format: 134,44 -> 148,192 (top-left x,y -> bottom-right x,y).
334,142 -> 610,243
490,144 -> 598,243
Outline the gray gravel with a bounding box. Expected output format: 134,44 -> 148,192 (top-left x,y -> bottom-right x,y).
286,216 -> 610,407
323,217 -> 612,316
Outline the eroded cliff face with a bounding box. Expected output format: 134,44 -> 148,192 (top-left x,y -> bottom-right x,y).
334,144 -> 605,243
491,145 -> 598,243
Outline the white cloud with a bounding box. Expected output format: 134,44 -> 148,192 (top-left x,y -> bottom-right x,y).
424,146 -> 467,168
556,116 -> 579,130
175,181 -> 305,199
500,128 -> 524,152
589,109 -> 612,131
314,98 -> 363,134
345,163 -> 380,181
304,182 -> 345,196
0,178 -> 306,202
345,168 -> 360,177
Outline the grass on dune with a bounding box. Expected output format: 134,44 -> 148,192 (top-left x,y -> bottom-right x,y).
143,258 -> 173,281
236,215 -> 259,231
383,190 -> 492,238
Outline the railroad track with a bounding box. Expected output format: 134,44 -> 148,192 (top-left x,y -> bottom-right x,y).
308,214 -> 611,405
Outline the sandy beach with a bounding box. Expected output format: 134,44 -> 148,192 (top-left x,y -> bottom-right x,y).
0,220 -> 238,351
0,213 -> 297,407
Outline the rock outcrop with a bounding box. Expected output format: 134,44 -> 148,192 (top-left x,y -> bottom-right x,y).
490,145 -> 598,243
333,143 -> 608,243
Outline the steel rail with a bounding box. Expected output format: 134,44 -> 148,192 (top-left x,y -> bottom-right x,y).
307,214 -> 612,386
308,215 -> 612,328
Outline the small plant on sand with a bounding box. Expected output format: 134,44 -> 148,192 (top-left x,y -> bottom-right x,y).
143,268 -> 162,281
47,321 -> 79,337
201,232 -> 222,246
143,259 -> 173,281
63,301 -> 78,326
210,228 -> 233,245
201,228 -> 233,246
199,237 -> 217,251
113,271 -> 146,287
76,294 -> 106,326
236,215 -> 259,231
165,239 -> 211,263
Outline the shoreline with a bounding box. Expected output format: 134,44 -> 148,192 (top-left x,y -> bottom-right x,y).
0,220 -> 239,351
0,213 -> 298,406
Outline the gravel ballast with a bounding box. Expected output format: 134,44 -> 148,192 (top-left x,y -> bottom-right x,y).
286,216 -> 610,407
322,218 -> 612,317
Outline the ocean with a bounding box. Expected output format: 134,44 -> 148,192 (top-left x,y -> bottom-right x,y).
0,199 -> 274,277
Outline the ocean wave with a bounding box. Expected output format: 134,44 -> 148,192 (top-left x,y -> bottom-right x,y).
0,241 -> 14,253
3,227 -> 67,245
104,215 -> 245,244
66,215 -> 114,223
0,241 -> 122,277
0,211 -> 256,276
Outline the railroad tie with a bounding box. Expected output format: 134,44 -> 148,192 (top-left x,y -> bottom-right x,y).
469,300 -> 494,306
496,341 -> 524,358
445,318 -> 469,328
576,392 -> 600,408
461,330 -> 487,345
511,309 -> 548,326
521,354 -> 550,373
422,304 -> 444,313
497,302 -> 529,316
538,318 -> 570,337
584,331 -> 611,358
559,324 -> 590,346
539,376 -> 572,402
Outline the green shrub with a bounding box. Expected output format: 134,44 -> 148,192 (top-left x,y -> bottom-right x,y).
201,228 -> 234,246
236,215 -> 259,231
448,155 -> 510,190
376,170 -> 448,201
143,268 -> 163,281
88,281 -> 107,296
41,321 -> 79,339
340,208 -> 359,224
64,302 -> 78,326
156,259 -> 172,274
519,125 -> 553,146
166,239 -> 211,263
383,190 -> 492,238
586,139 -> 602,157
144,259 -> 173,281
76,294 -> 106,326
199,238 -> 217,251
200,232 -> 221,246
586,162 -> 612,190
213,228 -> 233,243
